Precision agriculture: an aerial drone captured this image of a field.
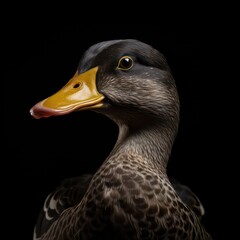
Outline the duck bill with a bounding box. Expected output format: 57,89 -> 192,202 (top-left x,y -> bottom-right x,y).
30,67 -> 104,119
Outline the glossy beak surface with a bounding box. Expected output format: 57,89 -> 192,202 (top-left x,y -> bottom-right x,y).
30,67 -> 104,119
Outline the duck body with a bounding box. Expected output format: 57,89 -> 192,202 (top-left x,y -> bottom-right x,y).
31,39 -> 212,240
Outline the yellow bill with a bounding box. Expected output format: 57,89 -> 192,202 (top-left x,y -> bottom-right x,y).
30,67 -> 104,119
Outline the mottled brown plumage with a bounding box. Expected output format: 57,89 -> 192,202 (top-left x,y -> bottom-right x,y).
31,39 -> 212,240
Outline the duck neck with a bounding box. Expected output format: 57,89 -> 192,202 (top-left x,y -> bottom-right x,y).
110,118 -> 177,171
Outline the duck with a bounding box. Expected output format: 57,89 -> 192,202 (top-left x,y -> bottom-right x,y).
30,39 -> 212,240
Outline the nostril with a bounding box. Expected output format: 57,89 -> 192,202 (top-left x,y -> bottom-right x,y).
73,83 -> 81,88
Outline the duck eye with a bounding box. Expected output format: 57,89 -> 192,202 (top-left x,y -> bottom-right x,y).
117,56 -> 133,70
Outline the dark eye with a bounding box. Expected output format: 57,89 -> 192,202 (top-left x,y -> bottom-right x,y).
117,56 -> 133,70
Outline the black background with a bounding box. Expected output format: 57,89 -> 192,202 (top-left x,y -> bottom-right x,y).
3,17 -> 231,240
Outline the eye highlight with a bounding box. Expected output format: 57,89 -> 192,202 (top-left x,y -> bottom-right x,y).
117,56 -> 133,70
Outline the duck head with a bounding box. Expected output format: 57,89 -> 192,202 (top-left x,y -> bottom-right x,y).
30,39 -> 179,134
